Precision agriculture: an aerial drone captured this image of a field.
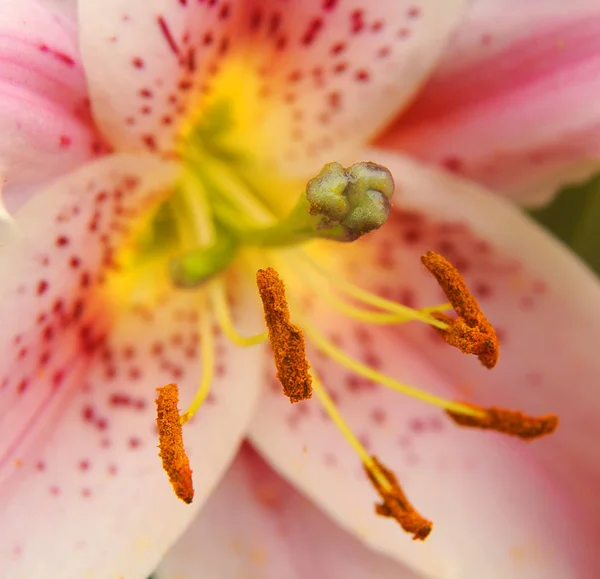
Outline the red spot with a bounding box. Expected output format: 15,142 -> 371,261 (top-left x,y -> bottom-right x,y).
38,44 -> 75,67
442,157 -> 464,173
301,18 -> 323,46
80,272 -> 91,288
323,0 -> 338,10
17,379 -> 29,394
142,134 -> 157,151
328,91 -> 341,109
49,485 -> 61,496
333,62 -> 347,74
407,6 -> 421,18
79,459 -> 90,471
43,325 -> 54,342
55,236 -> 69,247
37,280 -> 49,295
355,69 -> 370,82
330,41 -> 345,55
52,368 -> 65,388
350,10 -> 365,34
81,488 -> 92,498
69,256 -> 81,269
82,405 -> 95,423
108,464 -> 118,476
59,135 -> 71,148
139,88 -> 153,98
372,407 -> 387,425
128,437 -> 141,449
219,3 -> 230,19
161,115 -> 173,125
377,46 -> 391,58
132,57 -> 144,68
157,15 -> 180,56
474,282 -> 493,299
140,105 -> 152,115
269,12 -> 282,34
35,460 -> 46,471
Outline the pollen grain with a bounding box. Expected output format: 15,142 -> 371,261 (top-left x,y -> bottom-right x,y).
155,383 -> 194,504
421,251 -> 499,369
256,267 -> 312,403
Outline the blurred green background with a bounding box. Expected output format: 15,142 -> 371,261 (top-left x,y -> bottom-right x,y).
530,173 -> 600,276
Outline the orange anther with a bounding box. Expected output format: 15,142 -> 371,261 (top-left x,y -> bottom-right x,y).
155,383 -> 194,503
256,267 -> 312,403
365,456 -> 432,541
446,402 -> 559,440
421,251 -> 499,369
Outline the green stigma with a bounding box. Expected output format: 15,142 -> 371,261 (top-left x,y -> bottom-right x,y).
307,161 -> 395,242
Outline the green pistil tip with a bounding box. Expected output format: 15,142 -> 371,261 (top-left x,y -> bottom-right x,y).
306,161 -> 395,242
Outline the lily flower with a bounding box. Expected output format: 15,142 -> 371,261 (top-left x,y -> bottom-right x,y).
1,2 -> 600,579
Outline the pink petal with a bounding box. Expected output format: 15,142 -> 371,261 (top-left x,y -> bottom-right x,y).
377,0 -> 600,205
249,150 -> 600,577
0,155 -> 265,577
0,0 -> 107,213
156,441 -> 422,579
79,0 -> 467,174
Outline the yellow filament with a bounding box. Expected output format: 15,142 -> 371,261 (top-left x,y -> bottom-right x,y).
180,298 -> 215,425
188,150 -> 274,225
311,371 -> 390,492
294,250 -> 450,330
210,278 -> 268,347
182,170 -> 216,245
301,314 -> 484,418
294,259 -> 452,325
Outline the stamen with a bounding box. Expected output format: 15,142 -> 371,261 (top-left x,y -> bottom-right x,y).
155,383 -> 194,504
300,312 -> 483,418
210,278 -> 268,346
421,251 -> 499,369
180,301 -> 215,425
296,250 -> 450,329
311,372 -> 431,540
256,267 -> 312,402
365,456 -> 432,541
446,402 -> 559,440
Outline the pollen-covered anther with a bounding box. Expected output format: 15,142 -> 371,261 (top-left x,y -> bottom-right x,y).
155,383 -> 194,503
256,267 -> 312,403
421,251 -> 499,369
446,402 -> 559,440
365,456 -> 432,541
